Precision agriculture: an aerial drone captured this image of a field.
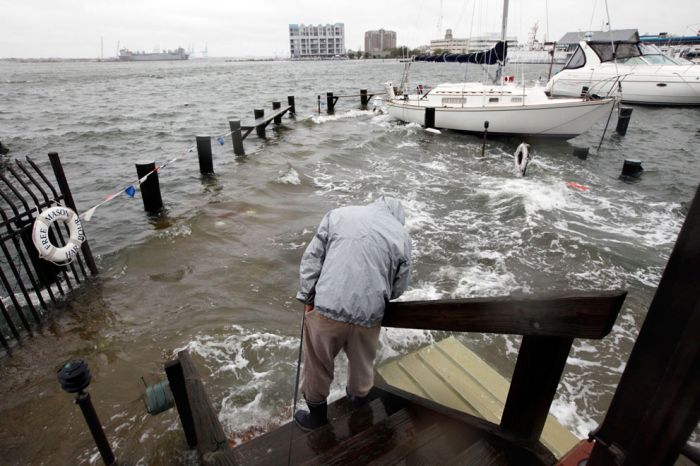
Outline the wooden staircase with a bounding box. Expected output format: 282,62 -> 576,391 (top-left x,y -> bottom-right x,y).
229,387 -> 513,465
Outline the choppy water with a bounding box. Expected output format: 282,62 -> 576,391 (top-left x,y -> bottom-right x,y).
0,58 -> 699,464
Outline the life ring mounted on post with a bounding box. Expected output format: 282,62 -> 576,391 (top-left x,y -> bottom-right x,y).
32,206 -> 85,265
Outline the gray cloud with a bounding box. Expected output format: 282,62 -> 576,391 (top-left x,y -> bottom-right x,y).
1,0 -> 696,58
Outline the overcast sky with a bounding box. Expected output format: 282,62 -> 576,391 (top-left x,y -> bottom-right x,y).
1,0 -> 697,58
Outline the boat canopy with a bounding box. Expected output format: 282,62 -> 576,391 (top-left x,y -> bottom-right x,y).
414,41 -> 507,65
587,41 -> 642,62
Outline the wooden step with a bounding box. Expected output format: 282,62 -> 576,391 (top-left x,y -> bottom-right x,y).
229,389 -> 407,465
299,407 -> 422,465
446,439 -> 510,466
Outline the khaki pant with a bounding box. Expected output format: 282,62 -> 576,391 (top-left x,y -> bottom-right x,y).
300,310 -> 382,404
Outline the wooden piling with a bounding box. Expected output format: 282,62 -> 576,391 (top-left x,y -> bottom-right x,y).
326,92 -> 334,114
228,120 -> 245,156
195,136 -> 214,174
360,89 -> 368,108
272,101 -> 282,124
287,95 -> 296,115
135,161 -> 164,214
317,95 -> 321,114
481,121 -> 489,157
616,107 -> 633,136
254,109 -> 265,138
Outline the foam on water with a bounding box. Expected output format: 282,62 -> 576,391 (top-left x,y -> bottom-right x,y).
275,164 -> 301,185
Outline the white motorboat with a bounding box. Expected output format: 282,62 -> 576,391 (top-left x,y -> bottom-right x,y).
384,0 -> 615,139
546,40 -> 700,106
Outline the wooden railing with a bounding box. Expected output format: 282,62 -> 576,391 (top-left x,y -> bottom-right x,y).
381,290 -> 627,454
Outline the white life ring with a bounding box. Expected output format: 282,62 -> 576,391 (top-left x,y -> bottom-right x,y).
514,142 -> 531,176
32,206 -> 85,264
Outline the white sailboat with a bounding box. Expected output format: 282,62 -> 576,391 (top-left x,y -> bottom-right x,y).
384,0 -> 615,139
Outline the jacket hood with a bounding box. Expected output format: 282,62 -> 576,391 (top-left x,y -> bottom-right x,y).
374,195 -> 406,225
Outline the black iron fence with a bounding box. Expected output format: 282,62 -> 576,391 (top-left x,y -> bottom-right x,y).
0,152 -> 97,355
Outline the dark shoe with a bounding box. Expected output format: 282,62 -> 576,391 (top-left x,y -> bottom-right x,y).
294,399 -> 328,432
346,387 -> 369,408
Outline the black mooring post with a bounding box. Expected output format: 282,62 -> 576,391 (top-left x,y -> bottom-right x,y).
287,96 -> 296,115
424,107 -> 435,129
195,136 -> 214,175
621,159 -> 643,178
228,120 -> 245,156
360,89 -> 368,108
58,360 -> 115,465
47,152 -> 98,275
573,146 -> 590,160
481,121 -> 489,157
317,95 -> 321,114
272,101 -> 282,124
616,107 -> 633,136
254,109 -> 265,138
326,92 -> 334,114
135,161 -> 163,214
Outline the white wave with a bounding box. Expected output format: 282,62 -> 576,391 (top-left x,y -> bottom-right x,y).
311,109 -> 368,124
157,224 -> 192,240
275,165 -> 301,185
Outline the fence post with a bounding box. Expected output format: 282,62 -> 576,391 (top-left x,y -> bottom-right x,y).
616,107 -> 633,136
360,89 -> 368,108
195,136 -> 214,174
272,101 -> 282,124
254,109 -> 265,138
326,92 -> 334,114
135,161 -> 164,214
287,96 -> 296,115
228,120 -> 245,156
48,152 -> 98,275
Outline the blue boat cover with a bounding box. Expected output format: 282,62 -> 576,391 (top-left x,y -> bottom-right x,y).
414,41 -> 507,64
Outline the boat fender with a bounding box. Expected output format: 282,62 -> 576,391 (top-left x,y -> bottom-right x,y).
32,206 -> 85,265
514,142 -> 530,176
425,128 -> 441,134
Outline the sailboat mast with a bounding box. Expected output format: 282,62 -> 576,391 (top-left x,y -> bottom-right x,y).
500,0 -> 509,43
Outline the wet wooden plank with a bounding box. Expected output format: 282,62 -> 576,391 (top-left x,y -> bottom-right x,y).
397,352 -> 473,414
300,408 -> 420,465
383,290 -> 626,339
229,390 -> 408,465
375,359 -> 429,398
417,344 -> 503,423
377,337 -> 579,459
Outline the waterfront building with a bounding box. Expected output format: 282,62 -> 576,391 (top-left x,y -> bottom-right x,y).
289,23 -> 346,59
430,29 -> 517,54
365,29 -> 397,55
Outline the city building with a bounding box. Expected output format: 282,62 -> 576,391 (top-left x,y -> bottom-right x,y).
365,29 -> 397,55
289,23 -> 346,59
429,29 -> 518,54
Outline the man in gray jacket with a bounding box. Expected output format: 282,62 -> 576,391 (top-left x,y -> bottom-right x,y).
294,195 -> 412,431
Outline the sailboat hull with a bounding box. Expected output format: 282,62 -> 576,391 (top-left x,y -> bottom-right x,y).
386,97 -> 614,139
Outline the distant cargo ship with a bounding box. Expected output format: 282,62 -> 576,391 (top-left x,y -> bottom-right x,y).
118,47 -> 189,61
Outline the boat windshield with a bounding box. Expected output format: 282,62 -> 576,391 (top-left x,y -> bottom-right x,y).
589,42 -> 641,62
562,46 -> 586,69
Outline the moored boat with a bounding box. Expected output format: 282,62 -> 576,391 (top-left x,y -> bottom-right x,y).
546,40 -> 700,106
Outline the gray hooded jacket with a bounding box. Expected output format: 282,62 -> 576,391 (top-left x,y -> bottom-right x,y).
296,196 -> 412,327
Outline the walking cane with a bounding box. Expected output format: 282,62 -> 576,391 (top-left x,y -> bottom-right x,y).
287,306 -> 306,465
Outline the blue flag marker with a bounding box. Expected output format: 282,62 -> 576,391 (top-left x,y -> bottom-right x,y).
125,185 -> 136,198
217,136 -> 225,146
